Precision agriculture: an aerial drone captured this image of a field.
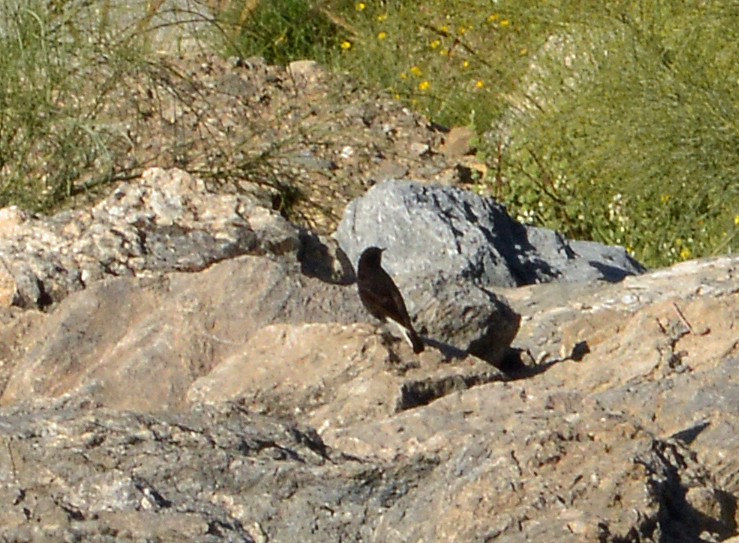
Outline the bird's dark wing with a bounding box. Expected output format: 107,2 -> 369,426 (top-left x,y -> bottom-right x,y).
358,275 -> 412,328
358,282 -> 393,321
385,282 -> 414,330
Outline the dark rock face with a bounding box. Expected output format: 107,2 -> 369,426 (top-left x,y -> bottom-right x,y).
335,180 -> 645,288
0,402 -> 431,543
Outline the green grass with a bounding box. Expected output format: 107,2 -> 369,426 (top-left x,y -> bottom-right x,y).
219,0 -> 738,268
0,0 -> 323,221
216,0 -> 343,65
488,2 -> 739,267
0,0 -> 154,211
0,2 -> 107,210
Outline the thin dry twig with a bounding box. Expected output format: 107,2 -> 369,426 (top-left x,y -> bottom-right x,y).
671,301 -> 694,335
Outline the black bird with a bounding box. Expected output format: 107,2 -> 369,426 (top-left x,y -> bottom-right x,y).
357,247 -> 425,353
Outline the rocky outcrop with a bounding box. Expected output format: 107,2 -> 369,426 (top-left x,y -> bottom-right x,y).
0,252 -> 735,542
187,322 -> 510,430
0,402 -> 385,543
0,255 -> 362,411
0,170 -> 525,366
0,168 -> 300,309
1,167 -> 527,409
0,169 -> 736,542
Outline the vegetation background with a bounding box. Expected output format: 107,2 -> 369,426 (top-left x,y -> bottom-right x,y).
1,0 -> 736,268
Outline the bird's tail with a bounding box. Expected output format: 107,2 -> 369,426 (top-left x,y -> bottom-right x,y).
408,328 -> 425,354
388,319 -> 425,354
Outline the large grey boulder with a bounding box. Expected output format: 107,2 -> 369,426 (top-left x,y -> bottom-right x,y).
335,180 -> 645,288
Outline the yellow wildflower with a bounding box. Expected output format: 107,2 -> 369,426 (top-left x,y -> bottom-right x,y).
430,39 -> 441,49
458,26 -> 468,35
500,19 -> 510,27
660,194 -> 671,204
400,72 -> 408,79
355,2 -> 366,11
410,66 -> 423,77
680,247 -> 692,260
487,14 -> 499,23
462,60 -> 470,69
418,80 -> 430,91
475,80 -> 485,89
340,41 -> 352,50
378,31 -> 387,40
735,215 -> 739,226
377,14 -> 388,22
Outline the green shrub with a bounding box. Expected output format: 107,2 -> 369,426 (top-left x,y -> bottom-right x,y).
325,1 -> 538,132
218,0 -> 342,65
495,3 -> 738,267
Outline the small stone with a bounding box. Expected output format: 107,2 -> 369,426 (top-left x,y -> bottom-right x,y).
443,126 -> 476,158
287,60 -> 322,81
409,142 -> 430,157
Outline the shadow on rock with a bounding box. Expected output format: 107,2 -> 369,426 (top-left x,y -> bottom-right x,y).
299,231 -> 356,285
